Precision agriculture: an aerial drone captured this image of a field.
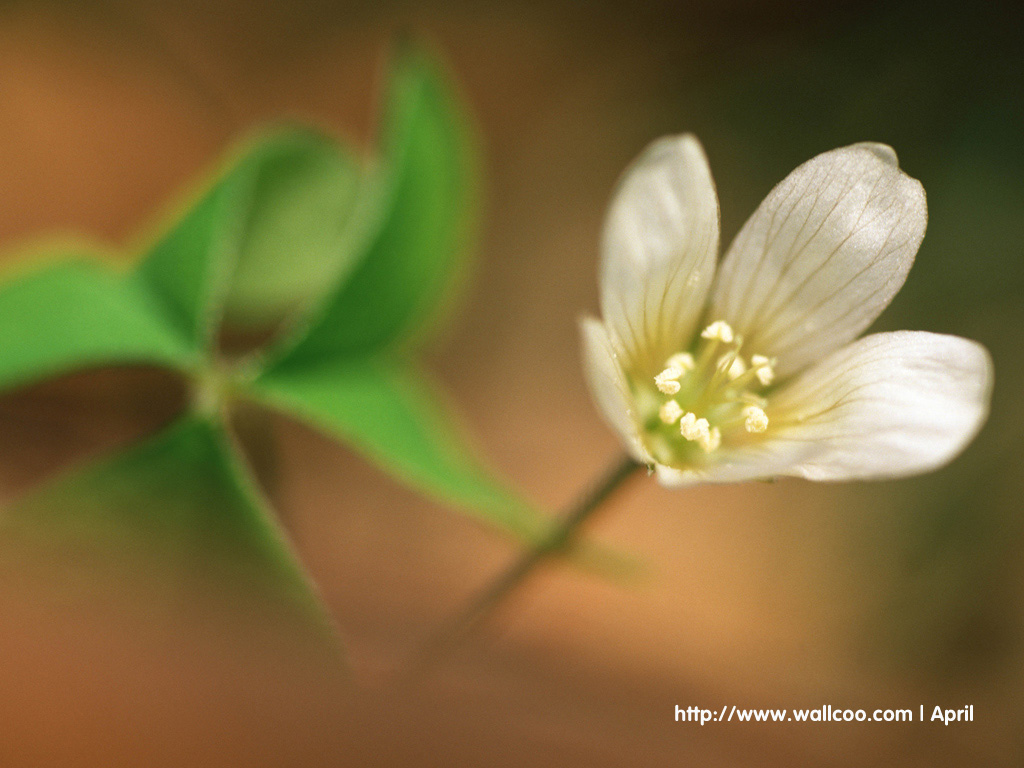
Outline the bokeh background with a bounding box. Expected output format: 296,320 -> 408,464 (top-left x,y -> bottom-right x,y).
0,0 -> 1021,765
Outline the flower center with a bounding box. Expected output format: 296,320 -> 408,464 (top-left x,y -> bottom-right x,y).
638,320 -> 776,467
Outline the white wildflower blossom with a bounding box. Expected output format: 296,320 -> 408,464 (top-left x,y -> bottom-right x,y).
580,135 -> 993,486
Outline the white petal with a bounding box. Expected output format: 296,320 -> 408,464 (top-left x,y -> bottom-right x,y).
654,464 -> 696,487
579,317 -> 652,464
762,331 -> 993,480
653,445 -> 810,487
600,134 -> 720,374
709,143 -> 927,377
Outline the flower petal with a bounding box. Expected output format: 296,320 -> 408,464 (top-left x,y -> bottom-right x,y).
579,317 -> 652,464
761,331 -> 993,481
709,143 -> 927,377
600,134 -> 720,374
653,444 -> 811,487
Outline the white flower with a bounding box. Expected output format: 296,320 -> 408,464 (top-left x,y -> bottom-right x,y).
581,135 -> 993,486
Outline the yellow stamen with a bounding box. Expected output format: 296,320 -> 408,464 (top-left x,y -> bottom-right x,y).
743,405 -> 769,433
698,426 -> 722,452
724,354 -> 747,381
701,320 -> 735,343
642,322 -> 778,465
654,366 -> 683,394
666,352 -> 696,372
659,400 -> 684,424
679,412 -> 710,443
751,354 -> 775,386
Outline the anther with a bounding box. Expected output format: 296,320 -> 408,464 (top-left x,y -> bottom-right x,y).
654,367 -> 683,395
698,426 -> 722,453
743,405 -> 769,433
751,354 -> 775,386
666,352 -> 695,372
701,320 -> 735,344
724,355 -> 746,380
659,400 -> 684,425
679,412 -> 710,443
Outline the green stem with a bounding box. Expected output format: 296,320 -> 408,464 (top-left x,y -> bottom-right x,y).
404,453 -> 642,678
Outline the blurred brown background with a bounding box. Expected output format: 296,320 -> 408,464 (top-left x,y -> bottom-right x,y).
0,0 -> 1022,765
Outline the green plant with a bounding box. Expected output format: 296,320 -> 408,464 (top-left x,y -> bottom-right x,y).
0,42 -> 546,654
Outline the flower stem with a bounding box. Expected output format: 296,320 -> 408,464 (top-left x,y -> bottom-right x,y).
404,453 -> 643,679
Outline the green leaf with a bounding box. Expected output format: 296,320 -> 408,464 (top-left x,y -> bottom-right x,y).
220,129 -> 361,330
264,42 -> 479,368
0,259 -> 196,394
0,415 -> 338,645
135,163 -> 245,350
248,358 -> 545,540
136,126 -> 361,347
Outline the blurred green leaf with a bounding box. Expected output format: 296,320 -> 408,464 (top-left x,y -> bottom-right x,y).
249,358 -> 544,540
137,126 -> 362,347
1,415 -> 338,644
135,161 -> 246,350
220,128 -> 362,330
0,39 -> 561,653
232,45 -> 537,541
0,260 -> 195,393
264,41 -> 478,368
